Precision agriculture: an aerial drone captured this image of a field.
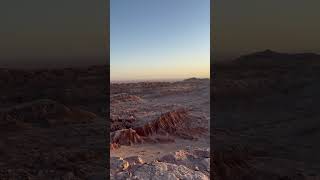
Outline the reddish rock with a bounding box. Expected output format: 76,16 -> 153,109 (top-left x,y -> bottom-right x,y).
110,128 -> 144,146
134,109 -> 188,136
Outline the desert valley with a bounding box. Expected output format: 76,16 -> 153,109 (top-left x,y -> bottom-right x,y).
1,50 -> 320,179
213,50 -> 320,179
110,78 -> 210,179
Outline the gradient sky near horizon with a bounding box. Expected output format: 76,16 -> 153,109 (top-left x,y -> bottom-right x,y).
214,0 -> 320,61
110,0 -> 210,81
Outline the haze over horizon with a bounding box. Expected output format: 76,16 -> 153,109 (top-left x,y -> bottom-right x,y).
110,0 -> 210,81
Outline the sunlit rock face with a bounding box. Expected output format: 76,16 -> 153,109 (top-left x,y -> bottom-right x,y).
110,149 -> 210,180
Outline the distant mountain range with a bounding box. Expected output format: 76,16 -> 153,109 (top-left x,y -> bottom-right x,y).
234,49 -> 320,66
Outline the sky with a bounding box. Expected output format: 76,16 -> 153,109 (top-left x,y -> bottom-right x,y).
110,0 -> 210,81
213,0 -> 320,62
0,0 -> 106,68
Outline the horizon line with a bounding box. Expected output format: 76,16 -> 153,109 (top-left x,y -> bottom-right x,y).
111,77 -> 210,83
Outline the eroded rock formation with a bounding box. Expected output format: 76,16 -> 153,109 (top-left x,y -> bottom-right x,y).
110,109 -> 203,148
110,128 -> 144,146
133,109 -> 189,136
0,99 -> 97,129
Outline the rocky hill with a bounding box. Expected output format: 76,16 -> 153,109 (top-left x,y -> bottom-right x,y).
213,51 -> 320,179
0,65 -> 108,179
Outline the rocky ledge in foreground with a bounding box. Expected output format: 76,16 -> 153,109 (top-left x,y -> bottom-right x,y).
110,148 -> 210,180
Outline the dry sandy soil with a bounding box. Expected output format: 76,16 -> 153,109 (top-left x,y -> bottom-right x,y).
110,78 -> 210,179
213,50 -> 320,179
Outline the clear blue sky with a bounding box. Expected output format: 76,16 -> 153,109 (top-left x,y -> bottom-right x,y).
111,0 -> 210,81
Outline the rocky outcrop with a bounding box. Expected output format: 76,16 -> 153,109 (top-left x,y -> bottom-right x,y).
110,157 -> 130,173
110,109 -> 207,148
110,109 -> 196,148
0,66 -> 107,179
110,149 -> 210,180
110,129 -> 144,146
110,114 -> 136,132
123,156 -> 144,166
0,65 -> 107,116
133,109 -> 189,136
110,143 -> 121,150
0,99 -> 97,128
128,161 -> 209,180
158,149 -> 210,177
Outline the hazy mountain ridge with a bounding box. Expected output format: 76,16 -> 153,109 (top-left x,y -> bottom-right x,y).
234,49 -> 320,66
